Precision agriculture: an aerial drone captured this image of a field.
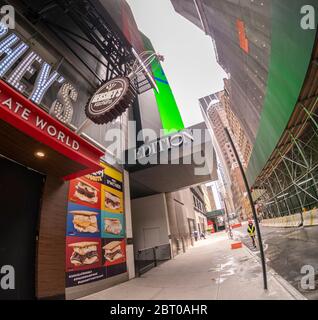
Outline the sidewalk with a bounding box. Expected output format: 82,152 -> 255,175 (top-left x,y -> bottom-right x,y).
80,232 -> 297,300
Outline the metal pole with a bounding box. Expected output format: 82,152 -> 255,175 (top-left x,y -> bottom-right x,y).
279,153 -> 305,224
223,197 -> 233,240
224,128 -> 268,290
266,178 -> 282,217
273,169 -> 292,215
290,132 -> 318,196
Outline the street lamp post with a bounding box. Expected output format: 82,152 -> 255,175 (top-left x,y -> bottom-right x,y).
224,127 -> 268,290
223,197 -> 233,240
216,165 -> 233,239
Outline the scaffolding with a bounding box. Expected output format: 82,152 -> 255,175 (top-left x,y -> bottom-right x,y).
254,36 -> 318,220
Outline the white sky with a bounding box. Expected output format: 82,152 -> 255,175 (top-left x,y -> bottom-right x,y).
127,0 -> 227,127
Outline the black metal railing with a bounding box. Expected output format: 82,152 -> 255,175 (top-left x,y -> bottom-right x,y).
135,244 -> 171,276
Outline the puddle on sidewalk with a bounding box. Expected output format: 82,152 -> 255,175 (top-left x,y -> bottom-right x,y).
208,249 -> 261,284
238,257 -> 250,263
208,265 -> 221,272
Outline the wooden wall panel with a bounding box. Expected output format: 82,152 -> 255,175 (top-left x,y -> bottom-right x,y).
0,120 -> 85,178
36,176 -> 69,299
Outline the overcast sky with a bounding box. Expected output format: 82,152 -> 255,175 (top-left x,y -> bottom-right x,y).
127,0 -> 227,127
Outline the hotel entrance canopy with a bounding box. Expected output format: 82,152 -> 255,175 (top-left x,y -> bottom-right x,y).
125,122 -> 218,198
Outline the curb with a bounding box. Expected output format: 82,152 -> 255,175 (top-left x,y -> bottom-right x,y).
243,244 -> 307,300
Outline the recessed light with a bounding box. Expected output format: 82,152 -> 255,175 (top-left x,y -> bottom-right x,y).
35,151 -> 45,158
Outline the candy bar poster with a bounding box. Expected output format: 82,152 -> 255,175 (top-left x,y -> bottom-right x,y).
66,236 -> 102,272
100,163 -> 124,215
102,185 -> 124,214
66,161 -> 126,288
102,239 -> 126,267
101,211 -> 125,238
66,203 -> 101,238
68,176 -> 101,209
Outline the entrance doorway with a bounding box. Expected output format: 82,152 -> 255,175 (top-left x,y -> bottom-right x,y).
0,156 -> 45,299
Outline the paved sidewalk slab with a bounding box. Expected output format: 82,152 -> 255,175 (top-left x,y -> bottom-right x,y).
80,232 -> 296,300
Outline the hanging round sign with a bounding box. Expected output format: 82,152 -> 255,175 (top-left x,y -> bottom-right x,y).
85,76 -> 136,124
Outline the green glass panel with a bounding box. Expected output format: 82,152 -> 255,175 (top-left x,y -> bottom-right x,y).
142,35 -> 184,134
247,0 -> 317,185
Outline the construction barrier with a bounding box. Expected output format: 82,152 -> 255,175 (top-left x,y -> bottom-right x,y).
231,241 -> 242,250
303,209 -> 318,227
231,223 -> 242,229
261,213 -> 302,228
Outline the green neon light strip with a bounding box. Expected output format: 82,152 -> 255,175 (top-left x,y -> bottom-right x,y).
142,36 -> 184,133
246,0 -> 317,185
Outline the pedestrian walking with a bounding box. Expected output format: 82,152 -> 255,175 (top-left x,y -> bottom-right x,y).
226,223 -> 233,239
200,231 -> 206,239
247,219 -> 256,248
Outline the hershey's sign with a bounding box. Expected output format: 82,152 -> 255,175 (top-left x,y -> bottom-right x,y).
0,22 -> 78,124
85,77 -> 135,125
0,84 -> 80,151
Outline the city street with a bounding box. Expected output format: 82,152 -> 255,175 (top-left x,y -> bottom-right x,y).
1,0 -> 318,305
81,232 -> 297,300
233,223 -> 318,300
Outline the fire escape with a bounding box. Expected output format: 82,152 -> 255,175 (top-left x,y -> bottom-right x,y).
17,0 -> 154,94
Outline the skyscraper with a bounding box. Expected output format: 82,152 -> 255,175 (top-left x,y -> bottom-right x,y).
200,91 -> 246,218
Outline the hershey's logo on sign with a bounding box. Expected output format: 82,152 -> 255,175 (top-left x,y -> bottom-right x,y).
85,170 -> 103,183
103,175 -> 123,192
85,77 -> 135,125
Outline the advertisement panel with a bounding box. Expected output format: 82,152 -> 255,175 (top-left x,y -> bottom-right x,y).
102,239 -> 126,267
101,211 -> 125,238
65,161 -> 126,288
68,177 -> 101,209
66,237 -> 103,272
103,239 -> 127,278
102,185 -> 124,213
66,203 -> 101,238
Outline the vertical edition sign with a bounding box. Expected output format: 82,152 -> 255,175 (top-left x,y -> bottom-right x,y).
65,161 -> 127,288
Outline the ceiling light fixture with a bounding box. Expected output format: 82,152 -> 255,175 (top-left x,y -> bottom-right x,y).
35,151 -> 45,158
